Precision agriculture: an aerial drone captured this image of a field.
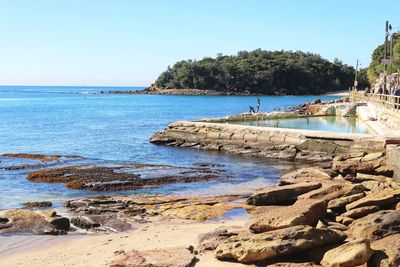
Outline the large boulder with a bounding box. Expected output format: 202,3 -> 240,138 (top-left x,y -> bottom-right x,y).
0,209 -> 61,235
279,167 -> 331,185
109,247 -> 196,267
214,225 -> 346,263
347,210 -> 400,241
370,233 -> 400,267
246,182 -> 322,206
320,239 -> 374,267
345,190 -> 400,210
246,199 -> 327,233
71,216 -> 100,229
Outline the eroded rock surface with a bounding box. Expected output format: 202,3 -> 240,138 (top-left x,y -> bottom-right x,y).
246,182 -> 322,206
27,163 -> 226,191
214,225 -> 346,263
197,226 -> 244,253
109,246 -> 196,267
320,239 -> 374,267
347,210 -> 400,241
370,233 -> 400,267
278,167 -> 332,185
246,199 -> 327,233
345,190 -> 400,210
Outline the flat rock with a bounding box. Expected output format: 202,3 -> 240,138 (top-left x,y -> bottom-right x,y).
332,160 -> 378,176
294,151 -> 332,163
321,239 -> 374,267
268,263 -> 321,267
355,173 -> 390,183
361,180 -> 392,192
109,247 -> 196,267
327,192 -> 365,210
279,167 -> 331,185
340,206 -> 379,220
345,190 -> 400,210
370,233 -> 400,267
333,152 -> 367,162
361,152 -> 384,162
246,182 -> 322,206
214,225 -> 346,263
246,199 -> 327,233
197,226 -> 243,253
299,181 -> 365,202
347,210 -> 400,241
22,201 -> 52,208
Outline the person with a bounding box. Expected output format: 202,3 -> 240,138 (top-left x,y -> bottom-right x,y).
249,106 -> 255,113
256,97 -> 261,113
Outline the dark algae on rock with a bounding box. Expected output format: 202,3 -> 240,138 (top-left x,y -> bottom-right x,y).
26,163 -> 226,191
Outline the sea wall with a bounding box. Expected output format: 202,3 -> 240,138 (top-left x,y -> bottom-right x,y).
150,121 -> 391,163
387,144 -> 400,183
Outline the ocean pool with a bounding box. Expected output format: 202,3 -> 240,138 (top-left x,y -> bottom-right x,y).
228,116 -> 374,134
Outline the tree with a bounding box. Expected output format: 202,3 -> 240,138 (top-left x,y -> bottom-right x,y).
154,50 -> 355,95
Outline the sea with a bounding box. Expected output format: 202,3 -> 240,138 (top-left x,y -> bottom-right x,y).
0,86 -> 340,209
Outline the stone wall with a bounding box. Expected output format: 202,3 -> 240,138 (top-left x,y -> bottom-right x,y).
151,121 -> 391,163
387,144 -> 400,182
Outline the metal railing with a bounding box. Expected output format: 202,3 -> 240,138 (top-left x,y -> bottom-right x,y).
357,93 -> 400,112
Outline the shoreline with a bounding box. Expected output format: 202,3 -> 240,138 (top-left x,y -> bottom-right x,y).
0,219 -> 249,267
101,88 -> 349,97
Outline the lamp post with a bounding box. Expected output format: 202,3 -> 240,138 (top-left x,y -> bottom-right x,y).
383,21 -> 392,94
354,59 -> 359,91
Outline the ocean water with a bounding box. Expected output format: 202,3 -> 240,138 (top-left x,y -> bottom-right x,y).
0,86 -> 340,208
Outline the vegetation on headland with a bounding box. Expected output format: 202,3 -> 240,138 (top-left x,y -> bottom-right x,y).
153,49 -> 355,95
367,32 -> 400,85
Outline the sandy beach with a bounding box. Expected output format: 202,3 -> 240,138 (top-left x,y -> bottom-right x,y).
0,219 -> 250,267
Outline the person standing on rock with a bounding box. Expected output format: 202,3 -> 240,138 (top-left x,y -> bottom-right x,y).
256,97 -> 261,113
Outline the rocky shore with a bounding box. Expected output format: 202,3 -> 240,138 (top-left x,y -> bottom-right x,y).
1,150 -> 400,266
101,87 -> 330,96
103,88 -> 235,96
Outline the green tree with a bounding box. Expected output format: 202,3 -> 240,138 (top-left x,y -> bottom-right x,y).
154,50 -> 356,95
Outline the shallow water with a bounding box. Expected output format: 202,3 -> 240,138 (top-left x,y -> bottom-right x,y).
229,116 -> 373,134
0,86 -> 340,208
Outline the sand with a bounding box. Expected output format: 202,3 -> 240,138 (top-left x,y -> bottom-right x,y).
0,219 -> 251,267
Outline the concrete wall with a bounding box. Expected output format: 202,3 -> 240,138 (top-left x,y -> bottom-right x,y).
151,121 -> 391,162
387,144 -> 400,183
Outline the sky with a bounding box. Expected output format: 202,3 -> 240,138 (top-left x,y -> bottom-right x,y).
0,0 -> 399,86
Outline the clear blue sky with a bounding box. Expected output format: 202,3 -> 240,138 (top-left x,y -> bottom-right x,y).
1,0 -> 399,86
